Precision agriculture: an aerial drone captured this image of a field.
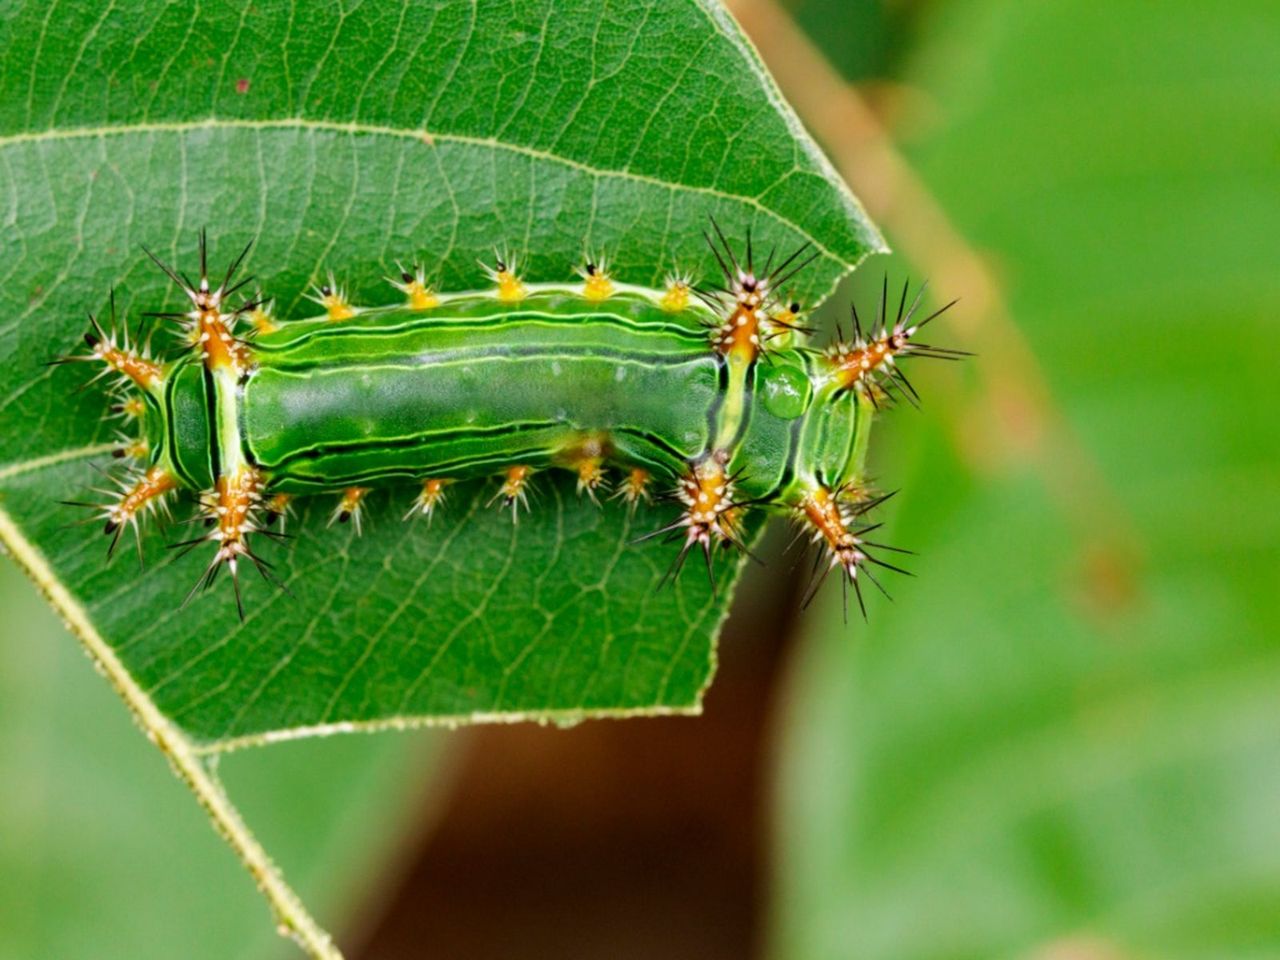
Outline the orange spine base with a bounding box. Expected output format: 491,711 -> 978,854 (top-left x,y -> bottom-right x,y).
796,485 -> 911,620
143,230 -> 255,377
404,478 -> 450,522
182,465 -> 270,618
490,465 -> 533,521
98,465 -> 177,558
612,467 -> 652,510
86,331 -> 164,389
331,486 -> 371,533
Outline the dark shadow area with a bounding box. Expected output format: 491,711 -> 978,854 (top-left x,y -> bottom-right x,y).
351,531 -> 802,960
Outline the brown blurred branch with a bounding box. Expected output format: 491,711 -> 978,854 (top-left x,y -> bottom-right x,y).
728,0 -> 1142,611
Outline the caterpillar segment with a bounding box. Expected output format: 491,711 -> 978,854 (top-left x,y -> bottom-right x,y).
63,228 -> 961,620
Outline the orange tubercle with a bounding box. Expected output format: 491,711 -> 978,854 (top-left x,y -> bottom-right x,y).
332,486 -> 371,531
211,466 -> 264,562
799,485 -> 863,576
117,396 -> 148,420
659,276 -> 692,313
109,465 -> 177,530
564,434 -> 611,500
496,271 -> 526,302
393,268 -> 439,311
406,478 -> 450,521
502,464 -> 531,490
319,287 -> 356,322
405,280 -> 438,310
825,338 -> 895,392
765,301 -> 806,341
677,454 -> 743,546
485,256 -> 527,303
579,263 -> 614,302
247,304 -> 279,335
114,436 -> 150,461
575,458 -> 607,498
490,465 -> 533,520
615,466 -> 652,506
89,335 -> 164,389
265,492 -> 293,522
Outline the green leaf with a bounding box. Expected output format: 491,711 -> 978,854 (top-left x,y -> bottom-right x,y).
3,2 -> 880,954
772,1 -> 1280,957
0,0 -> 881,745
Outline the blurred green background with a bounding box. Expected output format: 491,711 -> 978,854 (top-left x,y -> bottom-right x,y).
773,0 -> 1280,957
3,0 -> 1277,957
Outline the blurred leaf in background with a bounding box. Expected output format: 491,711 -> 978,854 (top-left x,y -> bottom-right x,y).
0,561 -> 442,959
774,0 -> 1280,957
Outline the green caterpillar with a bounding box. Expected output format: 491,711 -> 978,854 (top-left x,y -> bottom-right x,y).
64,227 -> 959,617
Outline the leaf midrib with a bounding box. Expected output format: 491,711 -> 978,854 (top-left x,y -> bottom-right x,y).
0,442 -> 114,482
0,116 -> 844,264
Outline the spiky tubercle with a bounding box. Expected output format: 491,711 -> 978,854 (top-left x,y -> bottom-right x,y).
331,486 -> 371,533
659,274 -> 694,313
823,278 -> 964,405
577,257 -> 615,302
635,451 -> 754,591
612,467 -> 652,510
405,478 -> 450,522
309,276 -> 357,322
179,465 -> 275,618
702,218 -> 817,365
483,252 -> 528,303
206,466 -> 266,571
51,293 -> 166,397
796,484 -> 909,619
84,327 -> 164,390
144,230 -> 256,377
490,465 -> 533,521
87,465 -> 178,558
390,265 -> 439,311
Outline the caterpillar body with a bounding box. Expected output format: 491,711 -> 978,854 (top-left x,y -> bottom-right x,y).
63,228 -> 960,618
